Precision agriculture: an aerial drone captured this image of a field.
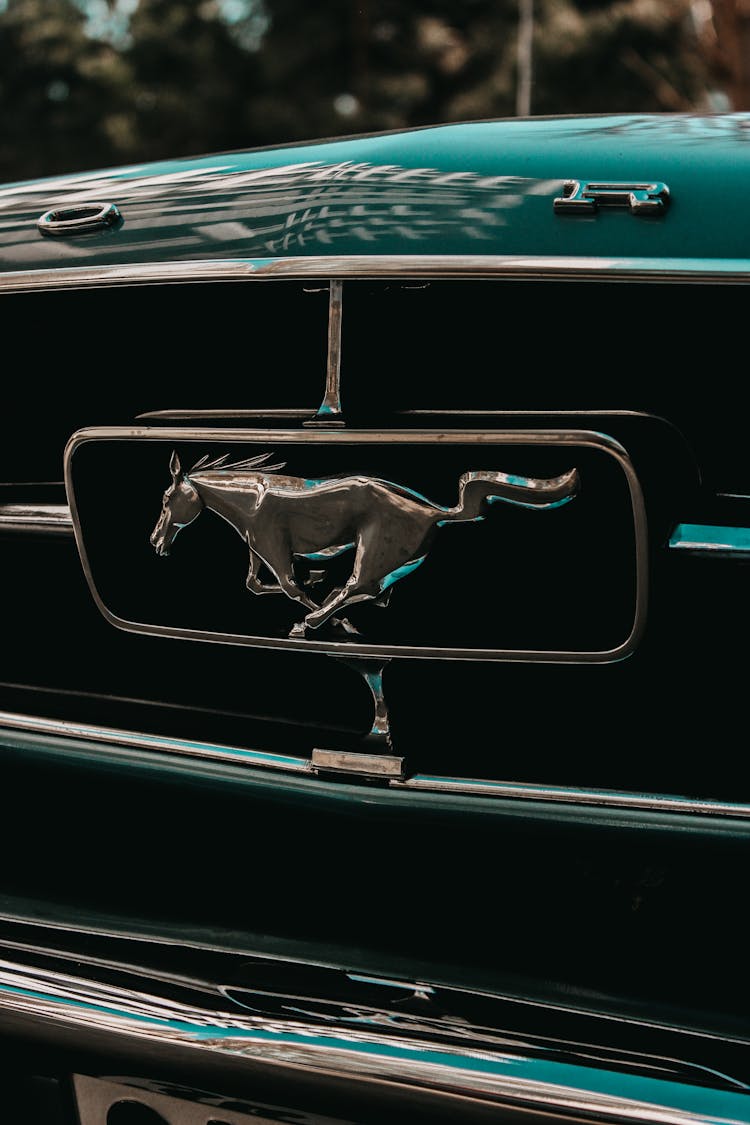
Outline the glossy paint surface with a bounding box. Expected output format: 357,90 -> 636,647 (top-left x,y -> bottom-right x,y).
2,115 -> 750,272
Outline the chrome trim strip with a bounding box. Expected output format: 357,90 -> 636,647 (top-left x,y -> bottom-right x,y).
136,408 -> 657,421
0,503 -> 73,535
669,523 -> 750,558
0,710 -> 310,774
136,408 -> 314,420
391,774 -> 750,819
2,709 -> 750,821
3,254 -> 750,293
0,957 -> 748,1123
65,426 -> 648,664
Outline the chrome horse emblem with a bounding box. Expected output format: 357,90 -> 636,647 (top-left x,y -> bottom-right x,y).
150,452 -> 579,636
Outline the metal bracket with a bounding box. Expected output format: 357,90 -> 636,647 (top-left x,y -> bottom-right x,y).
312,657 -> 405,779
312,747 -> 406,778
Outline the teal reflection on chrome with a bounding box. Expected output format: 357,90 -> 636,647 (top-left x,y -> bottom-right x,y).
488,493 -> 575,511
669,523 -> 750,555
3,979 -> 750,1123
381,554 -> 427,591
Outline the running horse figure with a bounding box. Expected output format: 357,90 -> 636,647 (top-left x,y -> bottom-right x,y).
150,451 -> 580,637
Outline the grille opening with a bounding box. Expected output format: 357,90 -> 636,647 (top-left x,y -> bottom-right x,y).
107,1103 -> 169,1125
3,277 -> 749,800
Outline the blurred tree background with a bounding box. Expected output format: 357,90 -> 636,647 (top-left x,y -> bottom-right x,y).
0,0 -> 740,180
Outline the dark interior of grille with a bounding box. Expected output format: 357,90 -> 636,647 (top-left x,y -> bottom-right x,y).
3,276 -> 750,1043
2,278 -> 748,801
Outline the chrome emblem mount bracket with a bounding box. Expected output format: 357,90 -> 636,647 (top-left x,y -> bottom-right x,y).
553,180 -> 670,215
312,657 -> 403,779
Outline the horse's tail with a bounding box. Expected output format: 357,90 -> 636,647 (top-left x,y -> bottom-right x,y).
443,468 -> 579,523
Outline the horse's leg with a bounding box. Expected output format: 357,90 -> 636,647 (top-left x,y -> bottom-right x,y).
245,548 -> 283,596
300,533 -> 383,631
272,567 -> 319,613
250,537 -> 357,636
303,568 -> 326,588
255,536 -> 325,626
302,521 -> 432,631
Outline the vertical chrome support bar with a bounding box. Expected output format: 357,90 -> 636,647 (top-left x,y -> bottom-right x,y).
306,280 -> 345,426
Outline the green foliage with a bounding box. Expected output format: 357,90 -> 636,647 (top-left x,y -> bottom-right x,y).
123,0 -> 262,159
533,0 -> 710,112
0,0 -> 130,178
0,0 -> 714,181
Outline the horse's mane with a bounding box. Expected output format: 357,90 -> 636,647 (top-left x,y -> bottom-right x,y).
189,452 -> 287,474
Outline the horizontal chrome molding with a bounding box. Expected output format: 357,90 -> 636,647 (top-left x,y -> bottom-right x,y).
2,709 -> 750,821
137,407 -> 313,420
0,503 -> 73,535
0,956 -> 748,1123
0,709 -> 310,774
669,523 -> 750,558
136,407 -> 659,421
4,254 -> 750,293
392,774 -> 750,819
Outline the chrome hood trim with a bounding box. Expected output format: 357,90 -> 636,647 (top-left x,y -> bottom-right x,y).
3,255 -> 750,293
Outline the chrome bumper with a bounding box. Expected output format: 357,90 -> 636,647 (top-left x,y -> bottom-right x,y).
0,949 -> 748,1123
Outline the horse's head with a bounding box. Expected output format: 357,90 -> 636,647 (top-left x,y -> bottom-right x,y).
150,452 -> 203,556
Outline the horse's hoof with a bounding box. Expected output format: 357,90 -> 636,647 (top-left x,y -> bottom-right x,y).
289,621 -> 307,638
326,616 -> 360,637
303,569 -> 326,587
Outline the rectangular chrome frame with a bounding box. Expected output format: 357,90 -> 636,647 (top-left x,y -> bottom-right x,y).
65,426 -> 648,664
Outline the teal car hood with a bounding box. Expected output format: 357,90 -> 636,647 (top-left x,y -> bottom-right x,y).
2,114 -> 750,274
